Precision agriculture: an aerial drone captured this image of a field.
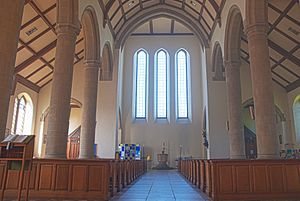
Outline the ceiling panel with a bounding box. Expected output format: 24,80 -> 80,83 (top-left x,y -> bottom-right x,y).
153,18 -> 172,33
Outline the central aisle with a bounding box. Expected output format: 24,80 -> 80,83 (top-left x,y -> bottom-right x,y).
111,170 -> 209,201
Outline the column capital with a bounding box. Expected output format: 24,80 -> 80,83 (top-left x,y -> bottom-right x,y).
224,60 -> 241,69
56,23 -> 80,36
84,60 -> 101,68
244,23 -> 268,38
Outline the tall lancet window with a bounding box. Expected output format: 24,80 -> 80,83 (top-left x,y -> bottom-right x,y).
134,49 -> 148,119
155,49 -> 168,119
11,94 -> 33,135
176,49 -> 190,119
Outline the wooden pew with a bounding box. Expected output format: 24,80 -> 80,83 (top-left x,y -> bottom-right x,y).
0,158 -> 145,200
179,159 -> 300,201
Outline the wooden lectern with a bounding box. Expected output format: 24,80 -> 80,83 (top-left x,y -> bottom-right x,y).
0,135 -> 35,201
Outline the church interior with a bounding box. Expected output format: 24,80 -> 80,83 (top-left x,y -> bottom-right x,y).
0,0 -> 300,200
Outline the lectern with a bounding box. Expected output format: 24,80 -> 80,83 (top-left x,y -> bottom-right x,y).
0,135 -> 35,201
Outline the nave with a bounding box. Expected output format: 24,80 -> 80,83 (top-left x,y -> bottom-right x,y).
111,170 -> 209,201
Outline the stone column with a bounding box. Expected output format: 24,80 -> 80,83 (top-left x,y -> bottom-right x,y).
245,0 -> 279,159
225,61 -> 245,159
79,60 -> 100,159
0,0 -> 25,140
45,0 -> 80,158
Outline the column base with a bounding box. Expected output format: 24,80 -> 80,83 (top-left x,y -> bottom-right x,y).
79,155 -> 95,159
230,155 -> 246,159
44,154 -> 67,159
257,154 -> 280,159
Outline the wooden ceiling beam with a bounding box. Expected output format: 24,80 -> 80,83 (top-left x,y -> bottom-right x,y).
268,0 -> 297,34
170,19 -> 175,34
150,20 -> 154,34
19,39 -> 54,70
207,0 -> 219,13
21,4 -> 56,30
36,72 -> 53,85
117,0 -> 127,21
268,40 -> 300,67
105,0 -> 115,11
271,44 -> 299,69
29,1 -> 56,34
15,40 -> 56,73
15,74 -> 40,93
272,78 -> 287,90
139,0 -> 143,9
98,0 -> 116,38
26,58 -> 55,79
40,79 -> 53,89
24,37 -> 83,79
268,2 -> 300,27
287,78 -> 300,92
209,0 -> 225,39
198,0 -> 206,21
18,25 -> 54,52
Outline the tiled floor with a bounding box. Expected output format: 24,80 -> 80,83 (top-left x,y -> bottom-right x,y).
111,170 -> 210,201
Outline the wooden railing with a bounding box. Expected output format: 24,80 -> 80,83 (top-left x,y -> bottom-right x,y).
179,159 -> 300,201
0,158 -> 145,200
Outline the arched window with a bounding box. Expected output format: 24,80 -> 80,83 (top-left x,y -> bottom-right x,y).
11,94 -> 33,135
293,95 -> 300,144
155,49 -> 168,119
176,49 -> 190,119
134,49 -> 148,119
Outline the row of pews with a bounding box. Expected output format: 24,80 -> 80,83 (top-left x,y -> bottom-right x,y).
0,158 -> 145,200
179,159 -> 300,201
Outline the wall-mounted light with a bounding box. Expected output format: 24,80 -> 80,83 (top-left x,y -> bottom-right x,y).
128,0 -> 135,6
190,0 -> 196,6
248,105 -> 255,120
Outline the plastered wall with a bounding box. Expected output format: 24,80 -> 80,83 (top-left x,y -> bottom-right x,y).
121,35 -> 204,168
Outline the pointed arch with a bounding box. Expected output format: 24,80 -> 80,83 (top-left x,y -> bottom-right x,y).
81,6 -> 101,62
133,48 -> 149,119
293,95 -> 300,144
212,42 -> 225,81
175,48 -> 191,120
100,42 -> 114,81
154,48 -> 169,119
224,6 -> 243,63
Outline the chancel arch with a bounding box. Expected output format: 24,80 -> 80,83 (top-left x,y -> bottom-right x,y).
115,9 -> 209,48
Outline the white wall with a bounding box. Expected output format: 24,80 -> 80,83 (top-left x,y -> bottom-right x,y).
204,46 -> 229,159
122,35 -> 204,168
96,60 -> 119,158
